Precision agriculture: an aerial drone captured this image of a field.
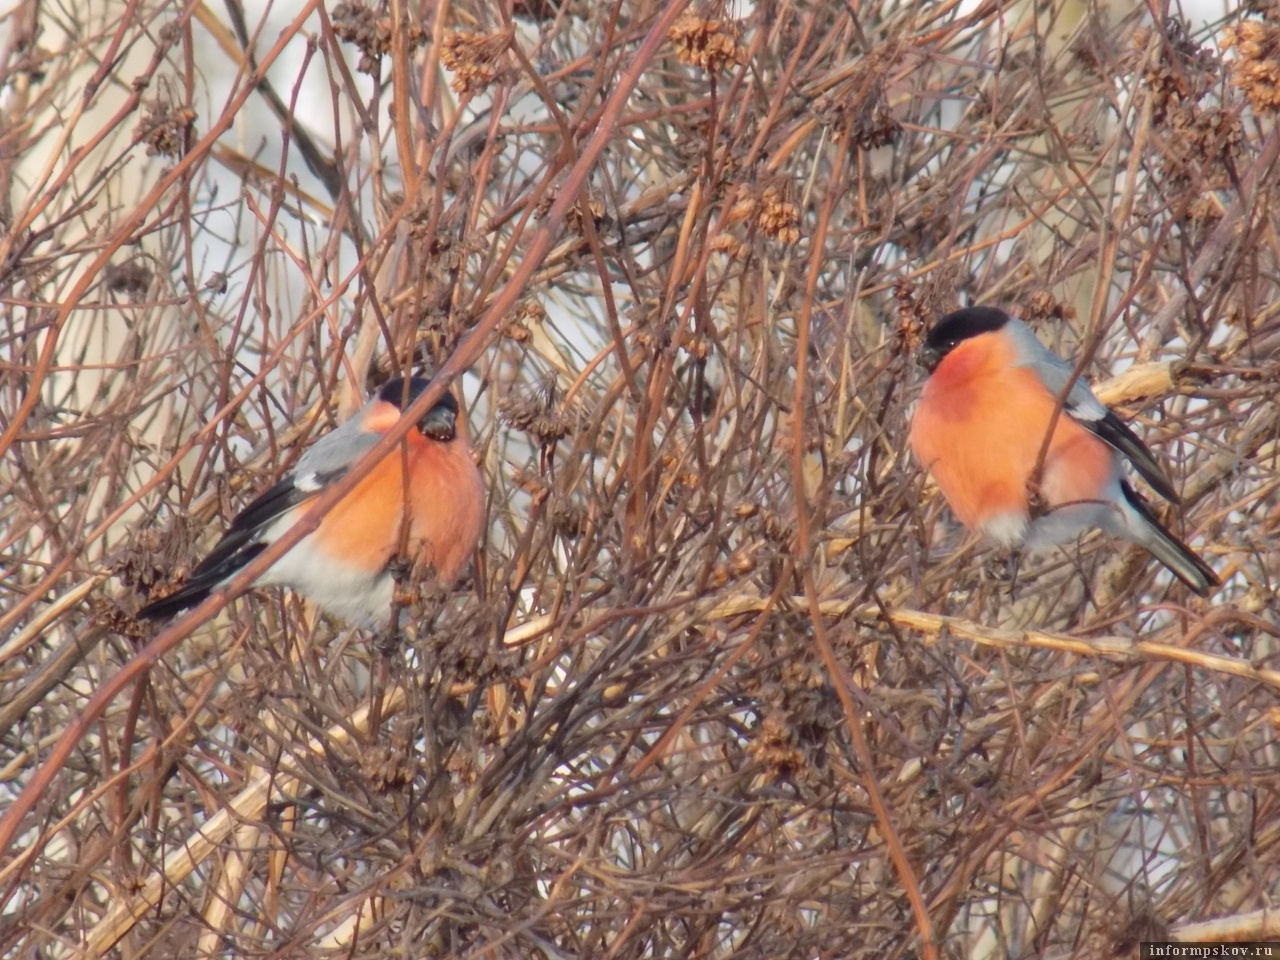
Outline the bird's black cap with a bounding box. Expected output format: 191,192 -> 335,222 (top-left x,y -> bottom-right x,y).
919,306 -> 1011,372
377,376 -> 458,416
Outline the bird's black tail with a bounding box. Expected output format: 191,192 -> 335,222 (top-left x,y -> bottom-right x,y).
1121,483 -> 1220,596
135,540 -> 266,621
135,582 -> 213,621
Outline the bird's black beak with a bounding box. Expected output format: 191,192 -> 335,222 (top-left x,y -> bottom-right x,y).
421,403 -> 458,442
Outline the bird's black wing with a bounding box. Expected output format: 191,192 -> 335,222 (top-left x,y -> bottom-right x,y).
136,472 -> 337,621
1119,481 -> 1219,595
1078,410 -> 1181,505
1006,320 -> 1182,506
134,540 -> 270,621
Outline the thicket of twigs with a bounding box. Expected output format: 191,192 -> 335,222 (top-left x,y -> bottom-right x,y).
3,0 -> 1280,956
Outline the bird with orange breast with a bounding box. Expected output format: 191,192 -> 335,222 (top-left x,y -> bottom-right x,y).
909,306 -> 1218,596
137,376 -> 486,628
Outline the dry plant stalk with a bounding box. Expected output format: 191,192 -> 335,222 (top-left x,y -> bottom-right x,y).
3,1 -> 1280,958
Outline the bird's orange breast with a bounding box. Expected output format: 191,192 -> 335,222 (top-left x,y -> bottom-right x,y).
404,437 -> 486,584
305,434 -> 485,584
909,332 -> 1116,533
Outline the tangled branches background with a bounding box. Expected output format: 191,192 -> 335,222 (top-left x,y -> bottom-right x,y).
3,0 -> 1279,956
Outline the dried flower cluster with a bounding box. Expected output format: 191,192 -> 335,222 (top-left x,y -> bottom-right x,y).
360,725 -> 417,791
1165,105 -> 1244,182
850,89 -> 901,150
440,28 -> 513,95
1222,16 -> 1280,112
708,547 -> 755,588
727,181 -> 793,245
332,1 -> 426,74
499,381 -> 573,445
1130,19 -> 1244,185
1139,19 -> 1220,120
746,709 -> 806,777
714,184 -> 802,254
136,100 -> 195,157
1020,290 -> 1077,324
761,186 -> 801,244
669,14 -> 747,73
709,232 -> 749,259
566,196 -> 606,236
817,46 -> 903,150
503,298 -> 546,343
104,259 -> 154,300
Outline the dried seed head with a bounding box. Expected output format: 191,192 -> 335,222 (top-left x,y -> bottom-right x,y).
710,233 -> 750,260
441,28 -> 514,96
1141,16 -> 1220,121
746,710 -> 805,778
332,2 -> 426,75
567,198 -> 606,235
116,518 -> 202,600
90,598 -> 150,643
105,259 -> 154,301
1165,105 -> 1244,181
814,42 -> 903,150
760,509 -> 791,544
851,94 -> 901,150
361,739 -> 416,792
1021,291 -> 1077,324
503,300 -> 546,343
137,100 -> 196,157
758,186 -> 800,245
669,14 -> 747,73
1222,18 -> 1280,112
551,500 -> 587,538
729,548 -> 756,577
498,379 -> 573,445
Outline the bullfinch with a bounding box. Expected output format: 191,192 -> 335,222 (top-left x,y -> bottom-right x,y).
137,376 -> 486,628
909,306 -> 1218,596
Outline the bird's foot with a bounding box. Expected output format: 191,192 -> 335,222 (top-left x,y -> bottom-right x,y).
385,556 -> 447,636
410,578 -> 450,633
1026,482 -> 1049,522
385,556 -> 424,639
375,618 -> 403,654
387,556 -> 413,587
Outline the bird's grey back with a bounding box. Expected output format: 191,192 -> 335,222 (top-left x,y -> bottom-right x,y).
293,403 -> 383,482
1005,317 -> 1108,422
